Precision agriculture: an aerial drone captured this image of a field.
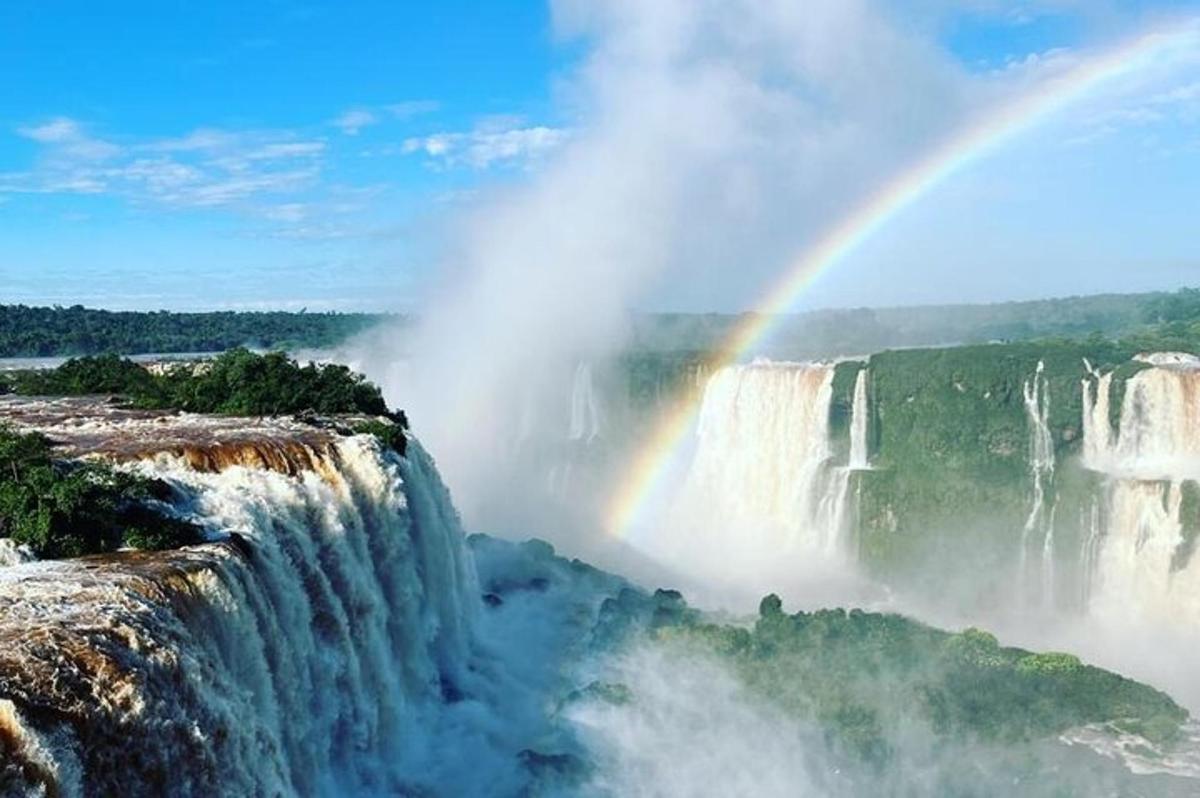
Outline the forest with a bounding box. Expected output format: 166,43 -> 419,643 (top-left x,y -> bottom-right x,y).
0,304 -> 394,357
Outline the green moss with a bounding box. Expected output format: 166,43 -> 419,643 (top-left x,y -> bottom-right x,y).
352,419 -> 407,456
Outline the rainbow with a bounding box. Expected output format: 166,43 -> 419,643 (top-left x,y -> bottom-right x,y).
607,19 -> 1199,540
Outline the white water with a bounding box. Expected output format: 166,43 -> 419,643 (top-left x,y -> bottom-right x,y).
1085,361 -> 1200,479
568,361 -> 603,444
1082,361 -> 1200,628
649,361 -> 878,606
1020,361 -> 1057,607
0,436 -> 480,797
848,368 -> 870,470
675,362 -> 839,550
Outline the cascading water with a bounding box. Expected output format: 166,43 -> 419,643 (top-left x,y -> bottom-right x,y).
568,361 -> 603,444
548,360 -> 607,500
1081,358 -> 1200,624
650,360 -> 877,602
848,368 -> 870,471
676,361 -> 840,551
1081,365 -> 1115,468
0,434 -> 479,797
1020,361 -> 1057,607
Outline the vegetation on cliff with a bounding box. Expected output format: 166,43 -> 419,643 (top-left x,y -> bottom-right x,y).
0,426 -> 201,558
841,320 -> 1200,603
687,597 -> 1186,758
583,587 -> 1188,770
8,349 -> 392,417
0,304 -> 392,358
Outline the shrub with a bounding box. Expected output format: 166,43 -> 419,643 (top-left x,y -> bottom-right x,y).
0,425 -> 201,558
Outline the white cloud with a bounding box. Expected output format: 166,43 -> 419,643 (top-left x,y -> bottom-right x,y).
332,109 -> 378,135
3,122 -> 325,208
17,116 -> 121,160
18,118 -> 83,143
331,101 -> 440,135
403,125 -> 570,169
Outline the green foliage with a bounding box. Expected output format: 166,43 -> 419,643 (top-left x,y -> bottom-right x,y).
851,335 -> 1170,602
12,353 -> 161,397
652,602 -> 1187,766
0,304 -> 393,358
0,425 -> 201,558
618,350 -> 714,410
1173,480 -> 1200,573
828,361 -> 864,457
11,349 -> 391,417
352,419 -> 407,456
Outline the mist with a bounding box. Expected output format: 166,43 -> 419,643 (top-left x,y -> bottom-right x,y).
354,0 -> 994,550
334,3 -> 1200,791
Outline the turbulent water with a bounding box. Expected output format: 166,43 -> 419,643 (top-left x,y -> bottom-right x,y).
0,432 -> 478,797
5,372 -> 1200,794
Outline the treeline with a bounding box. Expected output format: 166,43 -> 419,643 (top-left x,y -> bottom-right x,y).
629,287 -> 1200,358
5,349 -> 393,418
0,304 -> 395,358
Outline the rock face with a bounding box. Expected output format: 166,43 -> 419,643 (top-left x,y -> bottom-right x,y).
0,398 -> 477,797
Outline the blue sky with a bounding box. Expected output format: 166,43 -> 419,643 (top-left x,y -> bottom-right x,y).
1,0 -> 1198,311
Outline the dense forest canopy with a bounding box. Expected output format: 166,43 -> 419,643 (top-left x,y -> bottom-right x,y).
4,349 -> 394,417
0,304 -> 395,358
628,287 -> 1200,357
3,288 -> 1199,360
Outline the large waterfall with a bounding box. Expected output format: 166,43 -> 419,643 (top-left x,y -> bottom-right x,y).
0,435 -> 479,797
647,360 -> 878,602
1082,358 -> 1200,625
677,362 -> 840,550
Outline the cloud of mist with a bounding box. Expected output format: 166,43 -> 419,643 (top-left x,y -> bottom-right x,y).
371,0 -> 997,539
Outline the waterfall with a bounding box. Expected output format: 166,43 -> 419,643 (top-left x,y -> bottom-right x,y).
0,435 -> 478,797
1020,361 -> 1057,606
1090,480 -> 1191,622
1082,358 -> 1200,624
655,359 -> 859,592
1082,369 -> 1115,468
568,361 -> 603,443
1113,358 -> 1200,478
1079,498 -> 1103,608
848,368 -> 870,470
